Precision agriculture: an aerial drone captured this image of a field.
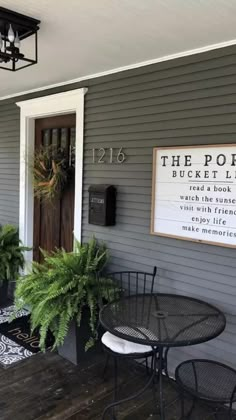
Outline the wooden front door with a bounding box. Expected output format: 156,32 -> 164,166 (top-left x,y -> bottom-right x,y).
33,114 -> 76,261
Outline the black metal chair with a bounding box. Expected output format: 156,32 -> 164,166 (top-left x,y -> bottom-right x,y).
175,359 -> 236,419
99,266 -> 158,419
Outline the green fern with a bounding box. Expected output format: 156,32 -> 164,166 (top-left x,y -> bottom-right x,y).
14,238 -> 118,351
0,224 -> 29,286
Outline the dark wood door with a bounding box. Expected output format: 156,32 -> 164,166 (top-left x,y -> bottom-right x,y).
33,114 -> 76,261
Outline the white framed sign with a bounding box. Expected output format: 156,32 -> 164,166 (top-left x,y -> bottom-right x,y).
151,144 -> 236,248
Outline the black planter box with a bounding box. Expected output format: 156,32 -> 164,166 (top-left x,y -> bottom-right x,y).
58,308 -> 103,365
8,280 -> 16,301
0,281 -> 9,307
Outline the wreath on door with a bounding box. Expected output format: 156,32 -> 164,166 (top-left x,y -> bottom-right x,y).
33,146 -> 72,201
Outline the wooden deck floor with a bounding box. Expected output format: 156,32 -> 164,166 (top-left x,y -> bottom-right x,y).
0,351 -> 230,420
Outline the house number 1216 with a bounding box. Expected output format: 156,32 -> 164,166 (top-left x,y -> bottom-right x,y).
92,147 -> 126,164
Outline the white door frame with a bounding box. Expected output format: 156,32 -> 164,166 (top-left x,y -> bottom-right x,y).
16,88 -> 88,267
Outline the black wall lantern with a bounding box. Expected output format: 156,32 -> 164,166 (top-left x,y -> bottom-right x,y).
0,7 -> 40,71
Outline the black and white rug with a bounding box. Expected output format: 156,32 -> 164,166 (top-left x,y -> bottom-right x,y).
0,305 -> 33,367
0,305 -> 54,368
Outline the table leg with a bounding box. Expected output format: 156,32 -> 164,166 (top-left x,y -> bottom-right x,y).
101,347 -> 168,420
158,346 -> 165,420
102,349 -> 158,419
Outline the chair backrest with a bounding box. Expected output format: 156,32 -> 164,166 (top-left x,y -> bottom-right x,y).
99,266 -> 157,303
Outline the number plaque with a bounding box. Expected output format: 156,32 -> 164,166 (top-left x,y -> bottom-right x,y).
92,147 -> 126,164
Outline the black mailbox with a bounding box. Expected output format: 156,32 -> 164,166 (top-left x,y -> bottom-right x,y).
88,185 -> 116,226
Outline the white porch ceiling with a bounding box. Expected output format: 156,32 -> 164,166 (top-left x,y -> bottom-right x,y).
0,0 -> 236,99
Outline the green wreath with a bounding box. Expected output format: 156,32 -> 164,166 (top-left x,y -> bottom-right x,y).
33,146 -> 69,201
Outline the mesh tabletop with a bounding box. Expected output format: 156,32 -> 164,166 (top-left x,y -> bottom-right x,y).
99,294 -> 226,347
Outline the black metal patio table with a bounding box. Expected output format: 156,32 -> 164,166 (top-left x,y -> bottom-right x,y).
99,293 -> 226,420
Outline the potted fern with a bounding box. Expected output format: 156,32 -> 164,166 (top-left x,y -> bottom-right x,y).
0,224 -> 28,306
14,238 -> 117,364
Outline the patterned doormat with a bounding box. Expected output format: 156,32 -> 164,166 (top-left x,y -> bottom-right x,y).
0,306 -> 53,368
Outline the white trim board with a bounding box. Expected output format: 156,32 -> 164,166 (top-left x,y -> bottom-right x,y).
1,38 -> 236,101
16,88 -> 87,268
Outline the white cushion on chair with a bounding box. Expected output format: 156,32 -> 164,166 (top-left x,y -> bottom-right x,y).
101,330 -> 153,355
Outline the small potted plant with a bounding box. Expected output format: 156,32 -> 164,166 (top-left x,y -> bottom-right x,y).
0,224 -> 28,306
14,238 -> 118,364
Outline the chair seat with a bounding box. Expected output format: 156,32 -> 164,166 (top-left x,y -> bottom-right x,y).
176,359 -> 236,403
102,331 -> 153,355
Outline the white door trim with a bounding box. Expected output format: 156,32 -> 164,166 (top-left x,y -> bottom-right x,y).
16,88 -> 88,267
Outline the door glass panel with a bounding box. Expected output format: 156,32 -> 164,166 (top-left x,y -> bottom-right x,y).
70,127 -> 76,167
60,128 -> 67,150
42,129 -> 50,148
52,128 -> 60,148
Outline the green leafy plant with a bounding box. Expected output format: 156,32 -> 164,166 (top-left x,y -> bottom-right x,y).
0,224 -> 28,286
14,238 -> 118,351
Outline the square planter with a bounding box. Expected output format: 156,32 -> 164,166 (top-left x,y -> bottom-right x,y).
0,281 -> 9,307
58,308 -> 103,365
8,280 -> 16,301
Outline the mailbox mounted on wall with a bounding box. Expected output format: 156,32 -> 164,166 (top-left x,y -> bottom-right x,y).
88,185 -> 116,226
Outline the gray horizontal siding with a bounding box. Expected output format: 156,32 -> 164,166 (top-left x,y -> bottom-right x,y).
0,44 -> 235,371
82,45 -> 236,371
0,102 -> 19,225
